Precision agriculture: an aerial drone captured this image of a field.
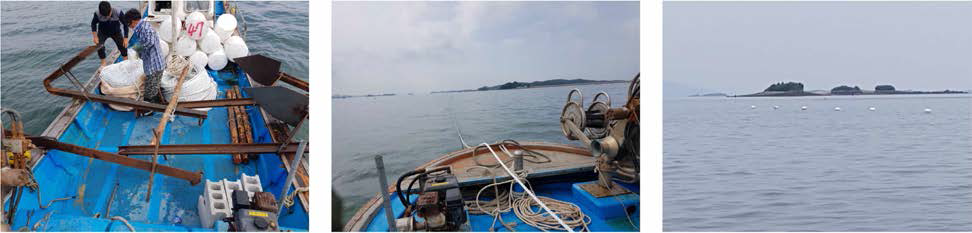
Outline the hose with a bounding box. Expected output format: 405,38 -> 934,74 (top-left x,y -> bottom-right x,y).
39,195 -> 75,209
395,169 -> 424,207
395,166 -> 451,209
110,216 -> 136,232
403,174 -> 426,210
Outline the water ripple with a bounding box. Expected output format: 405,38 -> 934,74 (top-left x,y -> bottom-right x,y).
664,95 -> 972,231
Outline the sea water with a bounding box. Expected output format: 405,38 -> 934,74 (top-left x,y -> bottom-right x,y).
664,94 -> 972,231
332,82 -> 631,224
0,1 -> 308,139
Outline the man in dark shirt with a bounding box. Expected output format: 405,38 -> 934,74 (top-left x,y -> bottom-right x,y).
91,1 -> 129,66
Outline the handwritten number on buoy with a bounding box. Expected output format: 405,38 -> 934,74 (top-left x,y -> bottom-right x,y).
187,22 -> 204,38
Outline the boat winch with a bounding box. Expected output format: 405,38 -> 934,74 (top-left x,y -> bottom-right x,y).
559,73 -> 640,189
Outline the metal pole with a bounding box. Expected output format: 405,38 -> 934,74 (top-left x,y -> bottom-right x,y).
276,114 -> 307,154
513,149 -> 524,172
374,155 -> 397,232
171,1 -> 180,55
276,140 -> 307,216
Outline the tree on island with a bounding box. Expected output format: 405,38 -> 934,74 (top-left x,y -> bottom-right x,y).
831,85 -> 863,95
875,85 -> 895,93
764,82 -> 804,92
498,81 -> 527,90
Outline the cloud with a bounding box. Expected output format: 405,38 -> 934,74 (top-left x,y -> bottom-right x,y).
333,1 -> 639,95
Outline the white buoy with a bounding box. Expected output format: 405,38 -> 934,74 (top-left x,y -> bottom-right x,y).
184,11 -> 207,40
750,105 -> 757,109
834,107 -> 841,111
199,29 -> 222,54
869,107 -> 876,111
924,108 -> 932,113
215,14 -> 238,42
801,106 -> 808,110
175,36 -> 197,57
223,36 -> 249,62
159,16 -> 181,43
207,49 -> 228,70
189,51 -> 208,71
773,105 -> 780,109
158,38 -> 169,57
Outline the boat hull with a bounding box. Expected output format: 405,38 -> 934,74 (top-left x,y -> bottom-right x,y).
344,141 -> 640,232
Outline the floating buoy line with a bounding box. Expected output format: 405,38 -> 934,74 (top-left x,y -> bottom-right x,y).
745,105 -> 933,113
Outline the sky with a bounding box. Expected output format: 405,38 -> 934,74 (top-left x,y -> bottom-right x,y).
665,1 -> 972,95
332,1 -> 640,95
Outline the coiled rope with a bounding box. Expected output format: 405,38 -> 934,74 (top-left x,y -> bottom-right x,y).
472,140 -> 551,169
282,187 -> 308,208
466,143 -> 590,232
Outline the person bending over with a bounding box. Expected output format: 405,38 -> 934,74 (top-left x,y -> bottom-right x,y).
91,1 -> 129,66
125,8 -> 166,106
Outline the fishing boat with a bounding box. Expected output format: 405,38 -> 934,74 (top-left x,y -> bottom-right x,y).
1,1 -> 309,231
344,74 -> 641,232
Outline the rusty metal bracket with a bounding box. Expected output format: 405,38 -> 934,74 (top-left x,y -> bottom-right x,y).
60,66 -> 91,102
280,73 -> 309,91
233,54 -> 309,92
178,98 -> 256,109
27,136 -> 202,185
43,46 -> 208,119
117,143 -> 308,155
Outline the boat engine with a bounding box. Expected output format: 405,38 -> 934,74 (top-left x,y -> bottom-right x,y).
395,167 -> 468,231
560,73 -> 640,188
226,190 -> 280,232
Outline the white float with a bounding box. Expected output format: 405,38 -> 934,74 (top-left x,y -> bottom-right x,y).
801,106 -> 808,110
184,11 -> 208,40
215,14 -> 238,42
199,29 -> 222,54
175,36 -> 197,57
223,36 -> 249,62
159,16 -> 181,43
189,51 -> 209,71
207,49 -> 228,70
834,107 -> 841,111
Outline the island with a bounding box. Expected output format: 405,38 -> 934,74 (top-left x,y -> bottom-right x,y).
734,82 -> 824,97
734,82 -> 968,97
689,93 -> 728,97
432,78 -> 628,94
332,93 -> 396,99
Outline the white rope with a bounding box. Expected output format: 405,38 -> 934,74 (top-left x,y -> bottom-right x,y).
283,187 -> 308,208
478,143 -> 574,232
110,216 -> 136,232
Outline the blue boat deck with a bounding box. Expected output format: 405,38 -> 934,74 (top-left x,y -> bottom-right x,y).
365,180 -> 640,232
3,66 -> 308,232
